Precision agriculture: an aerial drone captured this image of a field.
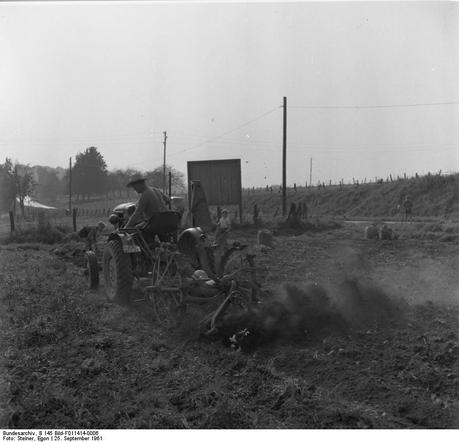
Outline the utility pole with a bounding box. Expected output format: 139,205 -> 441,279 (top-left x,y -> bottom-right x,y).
309,157 -> 312,187
68,157 -> 72,214
282,96 -> 287,216
168,171 -> 172,209
162,131 -> 167,194
13,165 -> 18,216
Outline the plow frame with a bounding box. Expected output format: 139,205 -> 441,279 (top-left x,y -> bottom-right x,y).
141,241 -> 263,333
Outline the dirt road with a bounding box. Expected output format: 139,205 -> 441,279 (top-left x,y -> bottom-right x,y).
0,224 -> 457,428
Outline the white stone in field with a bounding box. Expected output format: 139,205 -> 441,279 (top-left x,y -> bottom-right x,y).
364,225 -> 379,240
379,224 -> 396,240
257,229 -> 274,248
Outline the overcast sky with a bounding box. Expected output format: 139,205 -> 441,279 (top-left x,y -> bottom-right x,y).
1,1 -> 458,187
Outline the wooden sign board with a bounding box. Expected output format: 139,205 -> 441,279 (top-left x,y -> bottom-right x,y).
187,159 -> 242,222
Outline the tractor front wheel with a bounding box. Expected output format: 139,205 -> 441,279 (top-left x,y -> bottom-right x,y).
103,240 -> 133,303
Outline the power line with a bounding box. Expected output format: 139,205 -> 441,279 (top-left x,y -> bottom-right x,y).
174,137 -> 459,149
168,106 -> 280,157
168,135 -> 459,155
289,101 -> 459,110
288,144 -> 459,154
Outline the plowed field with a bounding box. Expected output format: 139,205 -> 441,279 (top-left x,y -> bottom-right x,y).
1,224 -> 458,428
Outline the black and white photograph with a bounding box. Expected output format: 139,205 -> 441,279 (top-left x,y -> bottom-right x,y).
0,0 -> 458,433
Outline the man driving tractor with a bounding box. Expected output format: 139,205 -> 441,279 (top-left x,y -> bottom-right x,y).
125,174 -> 170,228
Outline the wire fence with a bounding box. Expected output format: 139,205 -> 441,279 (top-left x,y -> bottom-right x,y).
0,207 -> 115,238
242,170 -> 456,195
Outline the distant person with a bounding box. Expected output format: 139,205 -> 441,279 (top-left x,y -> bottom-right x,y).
403,195 -> 413,221
215,209 -> 231,247
189,180 -> 212,230
302,201 -> 308,220
125,174 -> 170,228
79,221 -> 106,252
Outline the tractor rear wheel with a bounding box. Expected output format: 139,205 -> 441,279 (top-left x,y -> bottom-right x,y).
103,240 -> 133,303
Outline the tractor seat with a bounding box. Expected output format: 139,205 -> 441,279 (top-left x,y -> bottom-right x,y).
140,211 -> 180,242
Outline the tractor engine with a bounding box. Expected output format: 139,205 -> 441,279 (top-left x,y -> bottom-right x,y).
108,202 -> 136,228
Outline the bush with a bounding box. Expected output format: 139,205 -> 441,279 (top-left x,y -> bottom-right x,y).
4,223 -> 73,244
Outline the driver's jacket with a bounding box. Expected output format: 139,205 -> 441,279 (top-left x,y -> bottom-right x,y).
125,186 -> 169,227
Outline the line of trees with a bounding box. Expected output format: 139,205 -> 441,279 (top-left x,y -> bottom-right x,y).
70,146 -> 186,200
0,146 -> 187,213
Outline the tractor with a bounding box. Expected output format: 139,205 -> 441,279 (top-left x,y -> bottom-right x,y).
85,203 -> 262,334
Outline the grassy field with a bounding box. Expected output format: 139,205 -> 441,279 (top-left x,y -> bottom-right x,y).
243,173 -> 459,220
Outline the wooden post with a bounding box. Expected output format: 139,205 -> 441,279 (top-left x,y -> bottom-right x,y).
253,204 -> 259,226
9,211 -> 15,232
68,157 -> 72,214
72,208 -> 77,232
287,202 -> 299,227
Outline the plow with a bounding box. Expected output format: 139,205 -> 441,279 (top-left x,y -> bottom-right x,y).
85,203 -> 263,335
